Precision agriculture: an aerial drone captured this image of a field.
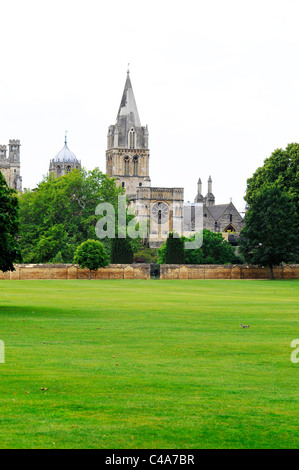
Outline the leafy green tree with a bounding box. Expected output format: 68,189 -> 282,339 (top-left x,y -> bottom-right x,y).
111,237 -> 134,264
73,239 -> 109,279
158,229 -> 240,265
246,143 -> 299,215
185,230 -> 241,264
0,172 -> 22,271
239,185 -> 299,279
19,168 -> 124,263
163,232 -> 185,264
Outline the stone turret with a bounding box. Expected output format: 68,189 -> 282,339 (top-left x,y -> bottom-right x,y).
194,177 -> 204,203
205,175 -> 215,206
0,140 -> 22,191
49,134 -> 81,177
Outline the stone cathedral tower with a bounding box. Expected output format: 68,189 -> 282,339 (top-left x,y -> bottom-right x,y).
0,140 -> 22,191
49,134 -> 81,177
106,70 -> 151,198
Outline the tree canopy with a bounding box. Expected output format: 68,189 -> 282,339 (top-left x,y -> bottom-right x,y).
245,143 -> 299,214
73,239 -> 109,279
18,168 -> 124,263
239,185 -> 299,278
0,172 -> 22,271
111,237 -> 134,264
158,229 -> 240,265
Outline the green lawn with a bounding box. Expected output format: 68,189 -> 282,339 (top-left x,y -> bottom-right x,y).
0,279 -> 298,449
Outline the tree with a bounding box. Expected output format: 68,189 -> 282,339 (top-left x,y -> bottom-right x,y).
0,172 -> 22,271
246,143 -> 299,215
239,185 -> 299,279
185,229 -> 241,264
158,229 -> 240,265
163,232 -> 185,264
73,239 -> 109,279
18,168 -> 124,263
111,237 -> 134,264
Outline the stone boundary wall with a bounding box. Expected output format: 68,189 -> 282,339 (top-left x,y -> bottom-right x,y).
0,264 -> 150,280
160,264 -> 299,280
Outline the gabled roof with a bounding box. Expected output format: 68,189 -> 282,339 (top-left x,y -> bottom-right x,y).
206,204 -> 229,221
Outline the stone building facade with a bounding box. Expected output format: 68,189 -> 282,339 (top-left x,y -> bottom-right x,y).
106,70 -> 151,197
106,70 -> 184,247
49,135 -> 81,177
0,139 -> 22,191
106,71 -> 245,246
193,176 -> 244,233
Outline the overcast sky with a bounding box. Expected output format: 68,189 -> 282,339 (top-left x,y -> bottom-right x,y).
1,0 -> 299,211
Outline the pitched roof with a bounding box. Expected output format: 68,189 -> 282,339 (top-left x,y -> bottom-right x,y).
206,204 -> 229,221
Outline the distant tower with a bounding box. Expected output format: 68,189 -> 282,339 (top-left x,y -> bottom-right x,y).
194,177 -> 204,203
106,69 -> 151,198
205,175 -> 215,206
0,139 -> 22,191
49,134 -> 81,177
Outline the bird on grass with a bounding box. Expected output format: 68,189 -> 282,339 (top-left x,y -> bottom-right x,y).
240,324 -> 250,328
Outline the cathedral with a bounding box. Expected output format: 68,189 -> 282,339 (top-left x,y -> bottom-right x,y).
0,140 -> 22,191
106,70 -> 244,246
0,71 -> 244,246
106,70 -> 185,247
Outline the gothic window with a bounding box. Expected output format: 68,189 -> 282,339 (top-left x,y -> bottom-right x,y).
67,165 -> 71,173
230,214 -> 233,222
139,182 -> 142,187
129,128 -> 135,149
56,165 -> 61,175
124,157 -> 129,176
122,182 -> 125,188
133,156 -> 138,176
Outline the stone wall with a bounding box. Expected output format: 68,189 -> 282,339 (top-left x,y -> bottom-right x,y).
0,264 -> 150,280
160,264 -> 299,280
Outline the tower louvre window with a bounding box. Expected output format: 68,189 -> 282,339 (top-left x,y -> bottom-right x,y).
129,128 -> 135,149
124,157 -> 129,176
133,156 -> 138,176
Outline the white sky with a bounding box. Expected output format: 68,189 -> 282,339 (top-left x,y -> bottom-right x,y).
1,0 -> 299,211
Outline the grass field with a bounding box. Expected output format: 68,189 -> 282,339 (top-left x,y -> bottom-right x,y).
0,279 -> 298,449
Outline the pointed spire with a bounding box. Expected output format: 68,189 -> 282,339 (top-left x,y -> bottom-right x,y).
208,175 -> 212,194
197,178 -> 202,195
206,175 -> 215,206
116,70 -> 141,127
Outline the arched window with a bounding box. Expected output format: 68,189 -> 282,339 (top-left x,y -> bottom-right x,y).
139,182 -> 142,187
56,165 -> 61,175
133,156 -> 138,176
129,128 -> 135,149
124,157 -> 129,176
67,165 -> 71,173
122,182 -> 125,188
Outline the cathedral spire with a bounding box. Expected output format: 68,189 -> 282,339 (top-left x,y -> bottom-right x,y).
116,71 -> 141,127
